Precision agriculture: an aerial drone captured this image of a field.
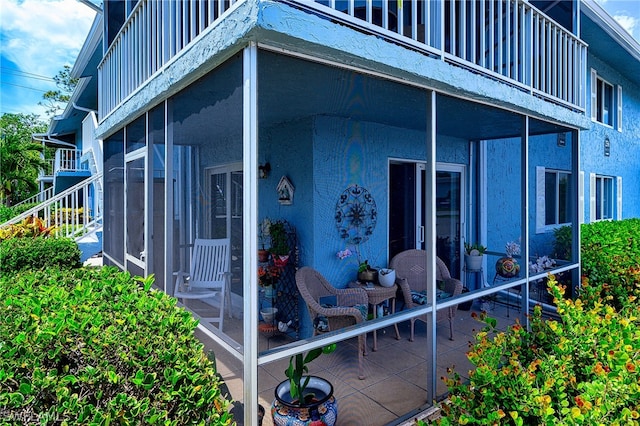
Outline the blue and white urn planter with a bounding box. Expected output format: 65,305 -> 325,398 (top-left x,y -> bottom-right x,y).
271,376 -> 338,426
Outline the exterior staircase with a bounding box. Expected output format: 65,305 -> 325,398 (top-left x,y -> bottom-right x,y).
1,173 -> 103,262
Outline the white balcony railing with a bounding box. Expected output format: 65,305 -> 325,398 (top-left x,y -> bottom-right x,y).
98,0 -> 586,118
55,149 -> 89,173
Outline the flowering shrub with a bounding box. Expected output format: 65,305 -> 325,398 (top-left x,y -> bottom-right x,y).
437,274 -> 640,425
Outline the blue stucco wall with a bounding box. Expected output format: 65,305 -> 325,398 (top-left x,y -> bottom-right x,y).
485,137 -> 523,256
582,53 -> 640,221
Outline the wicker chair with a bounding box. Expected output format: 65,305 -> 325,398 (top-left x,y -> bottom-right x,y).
295,267 -> 369,379
390,250 -> 463,341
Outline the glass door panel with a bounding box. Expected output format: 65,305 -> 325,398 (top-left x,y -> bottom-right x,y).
435,165 -> 463,279
125,154 -> 146,271
389,161 -> 464,278
207,165 -> 244,305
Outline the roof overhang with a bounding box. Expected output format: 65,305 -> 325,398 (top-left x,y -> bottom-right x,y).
581,0 -> 640,86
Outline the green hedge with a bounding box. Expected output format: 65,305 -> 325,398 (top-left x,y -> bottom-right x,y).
0,237 -> 81,274
580,218 -> 640,309
0,267 -> 234,425
0,203 -> 40,223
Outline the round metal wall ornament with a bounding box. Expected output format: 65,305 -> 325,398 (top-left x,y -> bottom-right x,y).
335,184 -> 377,244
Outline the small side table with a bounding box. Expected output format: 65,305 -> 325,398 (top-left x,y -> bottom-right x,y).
464,266 -> 486,291
348,281 -> 401,351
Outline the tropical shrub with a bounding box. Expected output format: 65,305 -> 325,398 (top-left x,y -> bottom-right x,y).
0,237 -> 81,274
51,207 -> 89,224
0,267 -> 234,425
580,218 -> 640,310
0,202 -> 40,222
437,275 -> 640,425
0,216 -> 55,241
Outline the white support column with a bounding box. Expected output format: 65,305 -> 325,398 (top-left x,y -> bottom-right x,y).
425,90 -> 437,403
165,100 -> 173,296
520,116 -> 530,328
243,42 -> 260,426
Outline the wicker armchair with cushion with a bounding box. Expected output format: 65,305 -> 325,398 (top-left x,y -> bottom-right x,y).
295,266 -> 369,379
390,250 -> 463,341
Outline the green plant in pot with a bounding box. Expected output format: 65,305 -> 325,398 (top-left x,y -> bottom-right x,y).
269,220 -> 290,267
357,259 -> 378,283
272,344 -> 338,426
464,242 -> 487,271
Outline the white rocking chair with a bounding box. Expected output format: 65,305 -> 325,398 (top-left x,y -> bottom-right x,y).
174,238 -> 231,330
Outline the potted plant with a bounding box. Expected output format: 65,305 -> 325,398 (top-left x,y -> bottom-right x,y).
272,344 -> 338,426
357,259 -> 378,283
269,220 -> 290,267
464,242 -> 487,271
337,247 -> 378,283
258,265 -> 281,299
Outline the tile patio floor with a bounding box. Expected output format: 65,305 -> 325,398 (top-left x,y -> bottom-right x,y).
194,297 -> 525,426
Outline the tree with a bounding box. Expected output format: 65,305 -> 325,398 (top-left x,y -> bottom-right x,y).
0,114 -> 48,206
38,65 -> 78,118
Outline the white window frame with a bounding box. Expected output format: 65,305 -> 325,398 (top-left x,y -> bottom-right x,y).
536,166 -> 571,233
617,85 -> 623,132
590,69 -> 620,129
589,173 -> 622,222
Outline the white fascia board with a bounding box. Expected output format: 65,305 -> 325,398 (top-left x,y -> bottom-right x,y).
582,0 -> 640,62
71,13 -> 104,79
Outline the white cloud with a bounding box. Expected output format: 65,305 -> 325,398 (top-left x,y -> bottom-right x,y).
2,0 -> 96,76
613,14 -> 639,39
594,0 -> 640,42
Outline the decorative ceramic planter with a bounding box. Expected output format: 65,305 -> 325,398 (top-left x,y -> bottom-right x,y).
378,268 -> 396,287
272,376 -> 338,426
495,256 -> 520,278
464,254 -> 483,271
261,307 -> 278,324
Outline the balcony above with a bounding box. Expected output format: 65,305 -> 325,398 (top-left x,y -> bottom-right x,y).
98,0 -> 587,120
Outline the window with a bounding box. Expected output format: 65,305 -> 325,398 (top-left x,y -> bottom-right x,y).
536,167 -> 572,233
589,174 -> 622,222
595,176 -> 614,220
590,69 -> 622,130
544,170 -> 571,226
597,78 -> 613,125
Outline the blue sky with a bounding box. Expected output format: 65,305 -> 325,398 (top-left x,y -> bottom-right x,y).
0,0 -> 638,122
0,0 -> 96,119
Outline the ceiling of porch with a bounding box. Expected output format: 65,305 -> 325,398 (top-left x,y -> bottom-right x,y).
258,50 -> 569,141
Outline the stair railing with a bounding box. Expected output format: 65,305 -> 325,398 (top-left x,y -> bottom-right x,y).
1,173 -> 103,241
